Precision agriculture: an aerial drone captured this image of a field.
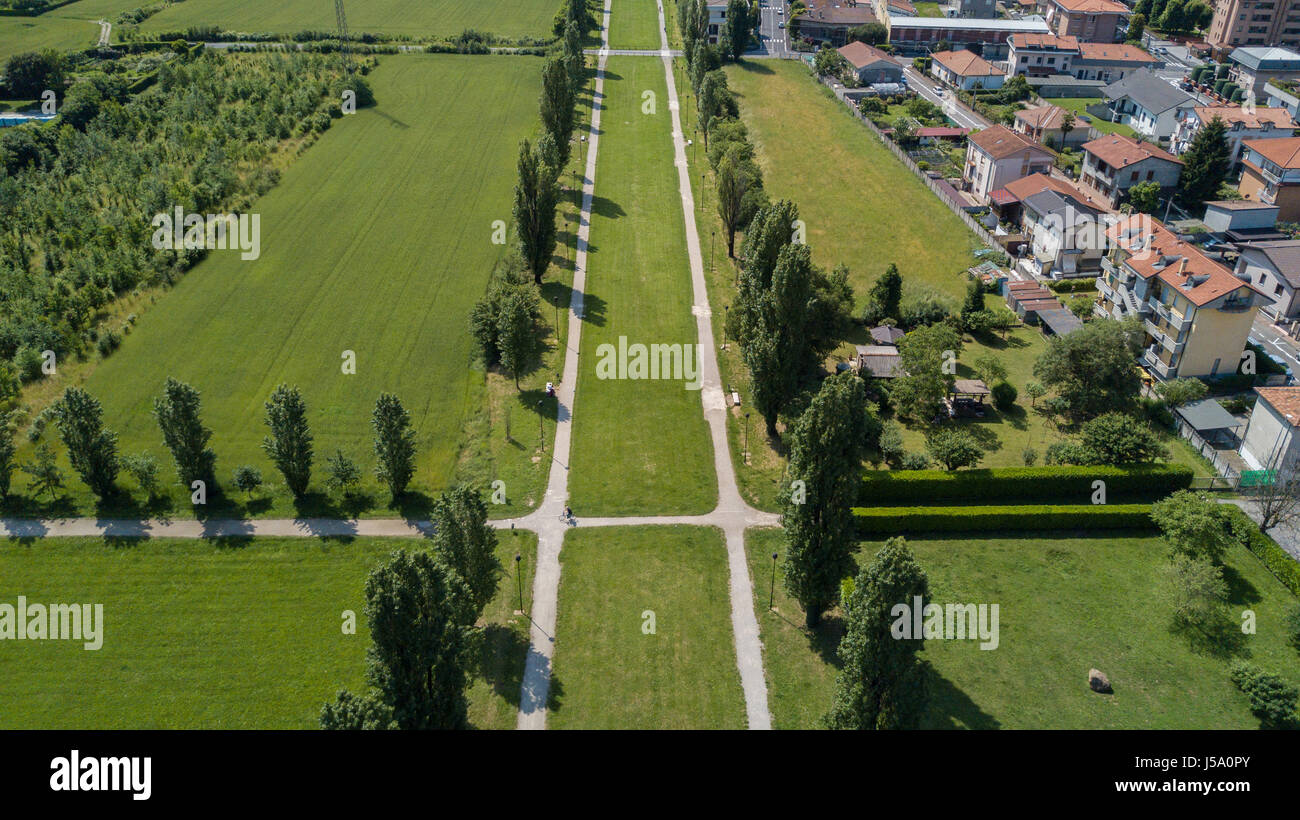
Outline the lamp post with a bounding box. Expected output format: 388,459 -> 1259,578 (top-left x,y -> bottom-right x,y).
515,553 -> 524,613
723,305 -> 729,351
710,229 -> 715,274
769,551 -> 778,611
537,399 -> 545,452
744,412 -> 751,465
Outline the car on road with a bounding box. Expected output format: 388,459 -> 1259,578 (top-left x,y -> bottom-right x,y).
933,85 -> 944,94
778,21 -> 785,28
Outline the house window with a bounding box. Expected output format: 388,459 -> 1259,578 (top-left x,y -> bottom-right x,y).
1130,171 -> 1139,181
1146,170 -> 1154,180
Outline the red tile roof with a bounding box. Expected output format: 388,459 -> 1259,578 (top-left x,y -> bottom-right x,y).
1050,0 -> 1128,13
969,124 -> 1054,161
1106,215 -> 1265,307
1083,133 -> 1182,169
932,49 -> 1002,77
837,40 -> 895,69
1244,136 -> 1300,169
1076,42 -> 1158,63
1191,106 -> 1295,129
1002,171 -> 1094,204
1008,32 -> 1080,51
1255,387 -> 1300,425
1016,103 -> 1069,132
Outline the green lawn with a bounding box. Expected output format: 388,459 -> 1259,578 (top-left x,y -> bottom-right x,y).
6,55 -> 569,520
913,1 -> 946,16
0,15 -> 99,61
132,0 -> 559,40
1045,97 -> 1137,140
567,55 -> 718,516
0,530 -> 536,729
548,525 -> 747,729
608,0 -> 663,50
747,528 -> 1300,729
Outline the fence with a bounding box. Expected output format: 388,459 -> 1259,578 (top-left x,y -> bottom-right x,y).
1175,417 -> 1242,484
814,71 -> 1002,252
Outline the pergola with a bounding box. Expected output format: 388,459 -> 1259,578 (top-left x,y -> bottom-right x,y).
1175,398 -> 1244,447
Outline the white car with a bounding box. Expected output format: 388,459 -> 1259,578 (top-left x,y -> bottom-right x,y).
778,21 -> 785,28
933,85 -> 944,94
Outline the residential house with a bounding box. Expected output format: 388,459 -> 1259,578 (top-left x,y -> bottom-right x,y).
1099,70 -> 1196,144
1097,215 -> 1271,379
989,171 -> 1104,225
1239,136 -> 1300,220
855,345 -> 905,378
837,41 -> 906,84
1014,103 -> 1089,149
931,49 -> 1007,89
1239,387 -> 1300,471
1229,46 -> 1300,98
1234,240 -> 1300,318
794,0 -> 876,46
1171,105 -> 1296,175
1071,42 -> 1161,83
1078,133 -> 1184,209
1209,0 -> 1300,54
1202,199 -> 1282,236
1005,32 -> 1080,78
963,124 -> 1056,202
885,17 -> 1050,59
1043,0 -> 1128,43
1021,187 -> 1111,278
704,2 -> 729,44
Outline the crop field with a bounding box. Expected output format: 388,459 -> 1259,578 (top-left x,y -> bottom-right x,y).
547,526 -> 746,729
0,15 -> 98,62
567,55 -> 717,516
0,530 -> 537,729
9,55 -> 554,517
133,0 -> 560,40
747,528 -> 1300,730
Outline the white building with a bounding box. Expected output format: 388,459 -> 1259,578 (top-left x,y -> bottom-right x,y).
1171,106 -> 1296,175
1240,387 -> 1300,470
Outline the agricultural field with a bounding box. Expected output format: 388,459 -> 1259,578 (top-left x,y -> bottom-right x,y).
7,55 -> 564,519
547,526 -> 747,729
0,14 -> 99,62
0,530 -> 537,729
567,55 -> 717,516
134,0 -> 561,41
747,528 -> 1300,730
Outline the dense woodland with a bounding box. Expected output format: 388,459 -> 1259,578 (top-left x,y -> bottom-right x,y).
0,49 -> 360,406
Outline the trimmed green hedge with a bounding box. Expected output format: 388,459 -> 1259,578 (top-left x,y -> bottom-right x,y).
1224,506 -> 1300,597
853,503 -> 1154,534
1046,278 -> 1097,293
860,464 -> 1194,504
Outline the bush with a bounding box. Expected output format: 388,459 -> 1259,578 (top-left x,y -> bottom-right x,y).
852,503 -> 1154,534
900,452 -> 931,470
1285,605 -> 1300,652
859,464 -> 1193,504
991,380 -> 1017,411
1229,661 -> 1298,729
96,329 -> 121,358
1045,279 -> 1096,294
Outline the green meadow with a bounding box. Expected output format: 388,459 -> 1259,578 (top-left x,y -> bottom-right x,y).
567,55 -> 717,516
7,55 -> 562,519
548,525 -> 746,729
0,530 -> 536,729
747,528 -> 1300,730
607,0 -> 663,50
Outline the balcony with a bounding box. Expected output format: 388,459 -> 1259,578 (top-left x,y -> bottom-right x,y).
1153,301 -> 1190,331
1145,319 -> 1186,354
1143,347 -> 1176,379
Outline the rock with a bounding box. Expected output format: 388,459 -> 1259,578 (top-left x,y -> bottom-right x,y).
1088,668 -> 1112,694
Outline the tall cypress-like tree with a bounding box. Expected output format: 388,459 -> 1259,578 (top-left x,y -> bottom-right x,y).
153,377 -> 215,488
716,150 -> 761,257
262,384 -> 313,498
826,537 -> 931,729
723,0 -> 751,61
497,286 -> 542,389
782,372 -> 871,627
745,244 -> 814,436
53,386 -> 118,499
0,419 -> 14,499
733,199 -> 800,346
513,138 -> 560,284
431,486 -> 502,623
1178,115 -> 1230,207
325,549 -> 473,730
372,392 -> 416,500
539,57 -> 575,169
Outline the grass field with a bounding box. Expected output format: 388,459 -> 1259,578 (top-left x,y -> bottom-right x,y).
132,0 -> 560,40
747,528 -> 1300,729
0,15 -> 98,61
547,525 -> 747,729
0,529 -> 535,729
607,0 -> 663,50
567,55 -> 718,516
1045,97 -> 1138,140
5,55 -> 566,520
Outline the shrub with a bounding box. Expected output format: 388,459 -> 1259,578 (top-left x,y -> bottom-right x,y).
1021,446 -> 1037,466
1046,279 -> 1096,294
1285,604 -> 1300,652
900,452 -> 931,470
852,503 -> 1154,534
1223,505 -> 1300,596
991,380 -> 1017,411
1229,661 -> 1298,729
96,329 -> 121,358
859,464 -> 1193,504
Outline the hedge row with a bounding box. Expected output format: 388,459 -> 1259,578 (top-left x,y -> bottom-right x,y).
1223,506 -> 1300,597
853,504 -> 1154,534
1046,278 -> 1097,293
860,464 -> 1194,504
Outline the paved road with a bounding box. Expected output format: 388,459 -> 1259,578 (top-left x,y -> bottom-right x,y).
754,0 -> 791,58
900,64 -> 990,130
1251,314 -> 1300,377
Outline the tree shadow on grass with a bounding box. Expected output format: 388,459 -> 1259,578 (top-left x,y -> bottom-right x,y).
924,664 -> 1002,729
576,289 -> 608,327
475,623 -> 529,713
735,60 -> 775,77
1223,564 -> 1263,608
1168,615 -> 1249,660
590,193 -> 625,220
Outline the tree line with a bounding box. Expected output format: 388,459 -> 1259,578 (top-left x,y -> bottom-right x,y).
0,379 -> 419,507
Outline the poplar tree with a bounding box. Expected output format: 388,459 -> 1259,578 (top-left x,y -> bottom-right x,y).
431,486 -> 503,623
513,138 -> 560,284
262,384 -> 313,498
53,386 -> 118,499
153,377 -> 215,488
372,393 -> 416,500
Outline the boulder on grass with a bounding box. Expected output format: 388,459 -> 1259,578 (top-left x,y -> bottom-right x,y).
1088,668 -> 1112,694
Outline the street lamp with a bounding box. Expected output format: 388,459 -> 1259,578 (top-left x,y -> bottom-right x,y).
723,305 -> 729,350
537,399 -> 545,452
515,553 -> 524,613
744,412 -> 751,465
710,229 -> 715,274
769,551 -> 778,610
